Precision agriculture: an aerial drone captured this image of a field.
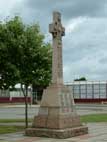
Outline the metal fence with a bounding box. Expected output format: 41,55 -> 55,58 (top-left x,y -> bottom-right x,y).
0,89 -> 32,97
67,81 -> 107,99
0,90 -> 10,97
1,81 -> 107,101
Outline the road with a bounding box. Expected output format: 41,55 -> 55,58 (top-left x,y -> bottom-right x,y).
0,105 -> 38,119
0,104 -> 107,119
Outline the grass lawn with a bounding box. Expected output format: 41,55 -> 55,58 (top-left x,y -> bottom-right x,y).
0,125 -> 24,134
0,114 -> 107,124
0,114 -> 107,134
0,119 -> 32,134
80,113 -> 107,123
0,118 -> 33,123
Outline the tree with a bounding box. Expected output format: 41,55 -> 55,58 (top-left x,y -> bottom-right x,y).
0,18 -> 20,89
74,77 -> 87,81
0,16 -> 52,128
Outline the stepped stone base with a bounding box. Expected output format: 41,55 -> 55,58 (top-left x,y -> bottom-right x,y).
26,84 -> 88,138
25,125 -> 88,139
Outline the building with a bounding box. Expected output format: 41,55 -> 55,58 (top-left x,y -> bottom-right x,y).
0,81 -> 107,103
66,81 -> 107,103
0,84 -> 32,103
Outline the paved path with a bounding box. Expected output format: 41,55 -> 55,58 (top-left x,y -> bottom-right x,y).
0,123 -> 107,142
0,105 -> 39,119
0,122 -> 32,126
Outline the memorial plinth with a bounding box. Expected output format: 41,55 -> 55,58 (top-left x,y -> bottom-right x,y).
26,11 -> 88,138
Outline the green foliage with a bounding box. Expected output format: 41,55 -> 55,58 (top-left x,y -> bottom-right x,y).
0,16 -> 52,128
0,118 -> 33,123
0,125 -> 24,134
74,77 -> 87,81
0,17 -> 22,89
80,113 -> 107,122
0,16 -> 52,89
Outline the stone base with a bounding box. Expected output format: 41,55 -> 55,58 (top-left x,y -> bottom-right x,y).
26,84 -> 88,138
25,125 -> 88,139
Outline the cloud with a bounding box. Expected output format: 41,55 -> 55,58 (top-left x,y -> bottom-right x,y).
8,0 -> 106,32
0,0 -> 107,82
23,0 -> 106,18
66,17 -> 87,33
63,17 -> 107,82
0,0 -> 22,20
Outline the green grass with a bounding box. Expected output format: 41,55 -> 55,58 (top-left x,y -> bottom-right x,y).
80,113 -> 107,123
0,114 -> 107,134
0,125 -> 24,134
0,114 -> 107,124
0,118 -> 33,123
0,118 -> 32,134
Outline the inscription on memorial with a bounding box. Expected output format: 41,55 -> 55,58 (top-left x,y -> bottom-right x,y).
59,93 -> 73,113
39,107 -> 48,115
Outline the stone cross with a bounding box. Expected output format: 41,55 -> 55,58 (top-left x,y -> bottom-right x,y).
26,11 -> 88,138
49,11 -> 65,84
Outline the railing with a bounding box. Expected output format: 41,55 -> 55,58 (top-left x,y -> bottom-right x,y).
66,81 -> 107,99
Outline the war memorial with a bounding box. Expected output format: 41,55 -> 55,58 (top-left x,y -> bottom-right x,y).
26,11 -> 88,138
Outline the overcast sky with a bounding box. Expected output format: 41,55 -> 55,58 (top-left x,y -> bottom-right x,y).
0,0 -> 107,82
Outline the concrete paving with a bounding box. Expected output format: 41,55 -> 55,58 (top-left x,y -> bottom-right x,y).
0,123 -> 107,142
0,122 -> 32,126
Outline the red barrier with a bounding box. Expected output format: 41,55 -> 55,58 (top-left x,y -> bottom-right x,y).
0,97 -> 31,103
0,97 -> 107,103
0,97 -> 10,103
11,97 -> 31,103
74,98 -> 107,103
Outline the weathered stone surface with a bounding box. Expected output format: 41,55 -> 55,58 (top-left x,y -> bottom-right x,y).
32,114 -> 82,129
26,11 -> 88,138
32,83 -> 82,130
26,126 -> 88,139
32,84 -> 82,130
49,11 -> 65,85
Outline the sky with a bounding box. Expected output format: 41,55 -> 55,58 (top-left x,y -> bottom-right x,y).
0,0 -> 107,83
